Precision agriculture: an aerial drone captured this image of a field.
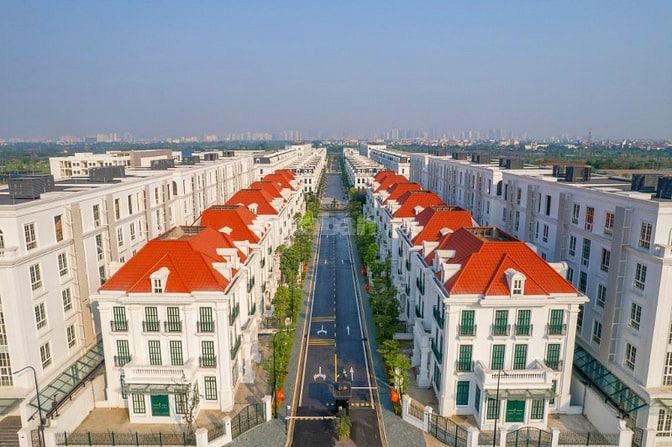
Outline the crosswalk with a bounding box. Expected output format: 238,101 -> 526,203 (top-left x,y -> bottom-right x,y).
307,338 -> 336,346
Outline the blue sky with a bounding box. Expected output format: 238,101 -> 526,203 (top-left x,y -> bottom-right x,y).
1,1 -> 670,139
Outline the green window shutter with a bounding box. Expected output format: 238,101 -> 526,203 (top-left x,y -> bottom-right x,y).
549,309 -> 564,330
458,345 -> 473,370
517,310 -> 531,332
531,399 -> 545,419
175,393 -> 187,414
116,339 -> 129,358
456,381 -> 470,406
169,341 -> 183,366
204,377 -> 217,400
148,340 -> 162,365
202,340 -> 215,358
486,399 -> 500,420
513,344 -> 528,369
495,310 -> 508,327
132,394 -> 146,414
167,307 -> 180,322
474,386 -> 481,412
461,310 -> 475,328
145,307 -> 158,321
491,345 -> 505,370
113,306 -> 126,322
546,344 -> 561,369
200,307 -> 213,321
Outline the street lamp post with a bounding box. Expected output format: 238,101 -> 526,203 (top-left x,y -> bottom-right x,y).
14,366 -> 44,447
492,370 -> 509,447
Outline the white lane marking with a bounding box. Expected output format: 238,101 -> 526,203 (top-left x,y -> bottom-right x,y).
317,324 -> 327,335
346,325 -> 350,336
350,366 -> 355,382
313,366 -> 326,382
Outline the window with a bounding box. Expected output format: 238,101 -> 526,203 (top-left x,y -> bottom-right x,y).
530,400 -> 545,420
577,305 -> 584,334
0,353 -> 13,386
604,212 -> 614,235
639,222 -> 653,249
567,267 -> 574,283
512,278 -> 523,295
58,252 -> 68,277
117,227 -> 124,247
40,342 -> 52,368
513,344 -> 528,370
130,222 -> 136,240
144,307 -> 159,332
95,234 -> 104,261
66,325 -> 76,348
592,321 -> 602,344
549,380 -> 557,406
491,345 -> 505,370
114,198 -> 121,220
456,381 -> 470,406
127,195 -> 133,214
585,207 -> 594,231
152,279 -> 163,294
545,344 -> 561,370
99,265 -> 106,285
199,307 -> 214,332
634,263 -> 647,290
486,399 -> 500,420
493,310 -> 509,335
542,224 -> 549,243
24,223 -> 37,250
201,340 -> 216,365
148,340 -> 162,365
54,215 -> 64,242
578,271 -> 587,293
664,353 -> 672,386
93,204 -> 101,227
116,339 -> 130,366
30,264 -> 42,290
459,310 -> 475,336
475,386 -> 481,413
581,239 -> 591,267
204,377 -> 218,400
457,345 -> 473,371
545,195 -> 552,216
630,303 -> 642,330
600,249 -> 610,273
175,393 -> 187,414
596,284 -> 607,308
516,310 -> 531,335
568,236 -> 577,257
166,307 -> 180,331
34,303 -> 47,330
625,343 -> 637,370
62,288 -> 73,312
657,409 -> 672,437
571,204 -> 580,224
549,309 -> 564,334
169,341 -> 183,366
132,394 -> 145,414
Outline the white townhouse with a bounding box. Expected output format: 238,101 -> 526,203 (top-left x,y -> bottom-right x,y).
343,148 -> 383,190
418,226 -> 587,429
253,144 -> 314,181
293,148 -> 327,193
93,225 -> 260,423
358,144 -> 411,177
0,154 -> 255,443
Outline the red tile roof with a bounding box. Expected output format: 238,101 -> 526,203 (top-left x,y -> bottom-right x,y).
431,227 -> 577,297
393,191 -> 445,217
263,173 -> 294,191
274,169 -> 296,181
373,170 -> 395,182
200,205 -> 260,243
100,227 -> 242,293
411,206 -> 474,244
383,182 -> 423,203
225,189 -> 279,215
249,181 -> 284,199
375,174 -> 409,192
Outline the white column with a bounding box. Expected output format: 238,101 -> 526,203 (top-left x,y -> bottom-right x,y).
263,395 -> 273,422
551,428 -> 560,447
617,420 -> 633,447
467,427 -> 480,447
498,427 -> 508,447
423,405 -> 433,432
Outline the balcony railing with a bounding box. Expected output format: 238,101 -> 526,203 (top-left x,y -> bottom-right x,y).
491,324 -> 511,337
142,320 -> 160,332
110,320 -> 128,332
546,324 -> 567,336
458,324 -> 477,337
230,335 -> 242,359
197,320 -> 215,333
249,302 -> 257,316
433,305 -> 445,328
431,339 -> 443,363
199,356 -> 217,368
416,277 -> 425,295
456,360 -> 474,372
474,361 -> 549,387
164,320 -> 182,333
229,304 -> 240,325
514,324 -> 533,336
545,359 -> 563,371
114,355 -> 131,367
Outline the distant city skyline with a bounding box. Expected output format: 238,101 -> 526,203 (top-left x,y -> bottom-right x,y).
1,2 -> 670,140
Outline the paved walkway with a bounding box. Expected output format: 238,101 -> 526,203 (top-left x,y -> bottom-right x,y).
382,409 -> 428,447
227,419 -> 287,447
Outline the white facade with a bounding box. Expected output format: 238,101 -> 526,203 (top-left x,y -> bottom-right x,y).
343,148 -> 383,189
292,148 -> 327,193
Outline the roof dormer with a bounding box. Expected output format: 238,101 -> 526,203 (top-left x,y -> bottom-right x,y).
413,205 -> 424,215
505,268 -> 526,296
150,266 -> 170,293
249,203 -> 258,214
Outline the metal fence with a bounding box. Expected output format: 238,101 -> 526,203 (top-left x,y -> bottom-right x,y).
506,427 -> 552,447
479,430 -> 500,446
558,432 -> 619,446
207,424 -> 226,442
428,413 -> 469,447
230,402 -> 265,439
55,431 -> 196,446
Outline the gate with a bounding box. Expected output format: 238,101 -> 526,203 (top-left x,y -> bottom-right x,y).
230,402 -> 264,439
427,413 -> 468,447
506,427 -> 552,447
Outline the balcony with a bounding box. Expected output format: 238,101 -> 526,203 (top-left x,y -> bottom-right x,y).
431,339 -> 443,363
546,324 -> 567,336
229,304 -> 240,325
456,360 -> 474,372
474,360 -> 551,388
199,356 -> 217,368
197,320 -> 215,333
433,305 -> 445,328
230,335 -> 242,359
164,320 -> 182,333
458,324 -> 477,337
114,355 -> 131,367
110,320 -> 128,332
514,324 -> 533,336
125,358 -> 198,384
142,320 -> 160,332
491,324 -> 511,337
544,359 -> 563,371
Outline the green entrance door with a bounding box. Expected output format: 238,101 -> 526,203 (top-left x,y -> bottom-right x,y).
505,400 -> 525,423
151,395 -> 170,417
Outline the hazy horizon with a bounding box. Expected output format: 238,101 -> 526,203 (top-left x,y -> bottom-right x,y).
1,1 -> 671,140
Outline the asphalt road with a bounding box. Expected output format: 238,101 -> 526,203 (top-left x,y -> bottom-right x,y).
290,173 -> 383,447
